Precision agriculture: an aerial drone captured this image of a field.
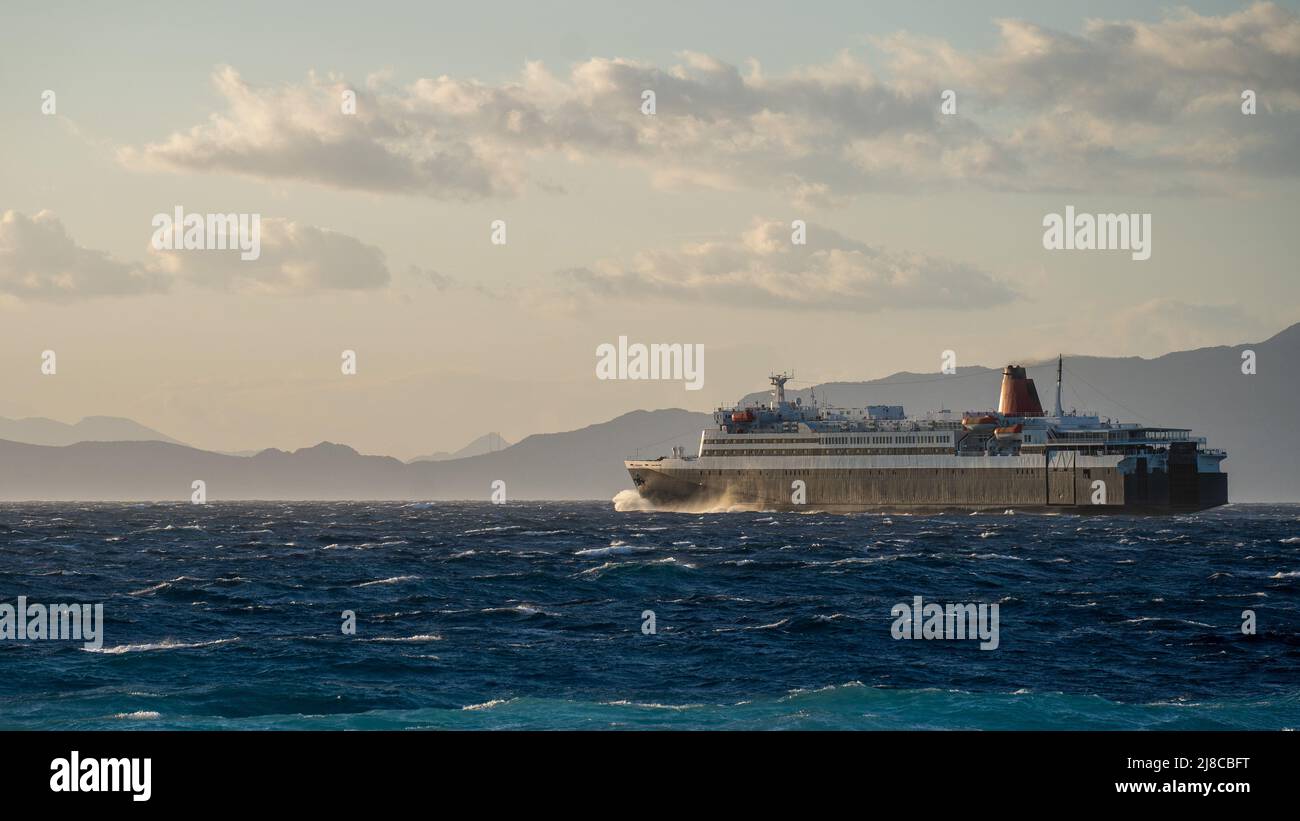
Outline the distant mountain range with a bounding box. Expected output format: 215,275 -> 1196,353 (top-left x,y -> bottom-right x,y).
1,323 -> 1296,501
0,410 -> 708,501
0,415 -> 183,448
408,432 -> 512,463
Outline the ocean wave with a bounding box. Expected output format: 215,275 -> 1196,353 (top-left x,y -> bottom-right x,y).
824,555 -> 905,566
355,575 -> 421,587
480,604 -> 558,617
367,634 -> 443,643
601,699 -> 704,711
578,556 -> 695,576
574,542 -> 652,557
128,576 -> 204,596
113,710 -> 161,720
1120,617 -> 1214,628
85,637 -> 239,654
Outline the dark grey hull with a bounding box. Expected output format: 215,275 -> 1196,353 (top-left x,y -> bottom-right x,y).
626,464 -> 1228,514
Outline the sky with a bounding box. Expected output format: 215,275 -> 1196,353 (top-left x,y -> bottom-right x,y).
1,0 -> 1298,459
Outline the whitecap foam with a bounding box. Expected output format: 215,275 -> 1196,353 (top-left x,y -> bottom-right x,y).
574,542 -> 651,557
601,700 -> 703,711
481,604 -> 558,617
368,634 -> 442,642
612,489 -> 655,512
127,576 -> 202,596
86,637 -> 238,654
113,710 -> 161,720
612,488 -> 762,514
355,575 -> 420,587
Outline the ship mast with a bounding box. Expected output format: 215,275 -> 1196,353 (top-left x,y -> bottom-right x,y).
1053,354 -> 1063,418
769,372 -> 791,408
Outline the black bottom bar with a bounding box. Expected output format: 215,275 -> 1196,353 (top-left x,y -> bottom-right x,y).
2,730 -> 1289,807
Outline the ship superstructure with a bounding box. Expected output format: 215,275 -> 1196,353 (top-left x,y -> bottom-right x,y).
625,359 -> 1227,513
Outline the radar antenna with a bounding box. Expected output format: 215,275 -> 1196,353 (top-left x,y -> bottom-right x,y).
769,372 -> 792,408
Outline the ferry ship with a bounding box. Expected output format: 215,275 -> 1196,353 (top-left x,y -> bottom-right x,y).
624,359 -> 1228,513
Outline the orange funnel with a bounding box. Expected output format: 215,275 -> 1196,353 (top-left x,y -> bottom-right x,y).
998,365 -> 1044,416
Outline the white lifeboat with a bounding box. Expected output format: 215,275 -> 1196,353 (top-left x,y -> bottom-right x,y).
962,414 -> 999,433
994,423 -> 1024,441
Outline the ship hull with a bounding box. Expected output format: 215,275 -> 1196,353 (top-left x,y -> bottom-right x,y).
625,460 -> 1228,514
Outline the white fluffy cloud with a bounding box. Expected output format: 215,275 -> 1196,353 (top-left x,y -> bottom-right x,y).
147,217 -> 390,295
877,1 -> 1300,191
549,218 -> 1016,311
0,210 -> 166,301
119,66 -> 527,200
120,3 -> 1300,201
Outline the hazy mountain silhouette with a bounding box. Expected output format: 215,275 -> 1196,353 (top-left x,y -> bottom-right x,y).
408,432 -> 512,463
0,415 -> 183,447
1,324 -> 1295,501
0,410 -> 708,501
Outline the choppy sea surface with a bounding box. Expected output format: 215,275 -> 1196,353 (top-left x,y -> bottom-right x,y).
1,502 -> 1298,730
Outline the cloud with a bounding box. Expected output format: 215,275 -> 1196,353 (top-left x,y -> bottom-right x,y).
119,67 -> 520,200
406,265 -> 456,290
0,210 -> 389,302
0,210 -> 167,302
148,217 -> 390,295
877,2 -> 1300,189
548,218 -> 1016,312
119,4 -> 1300,201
